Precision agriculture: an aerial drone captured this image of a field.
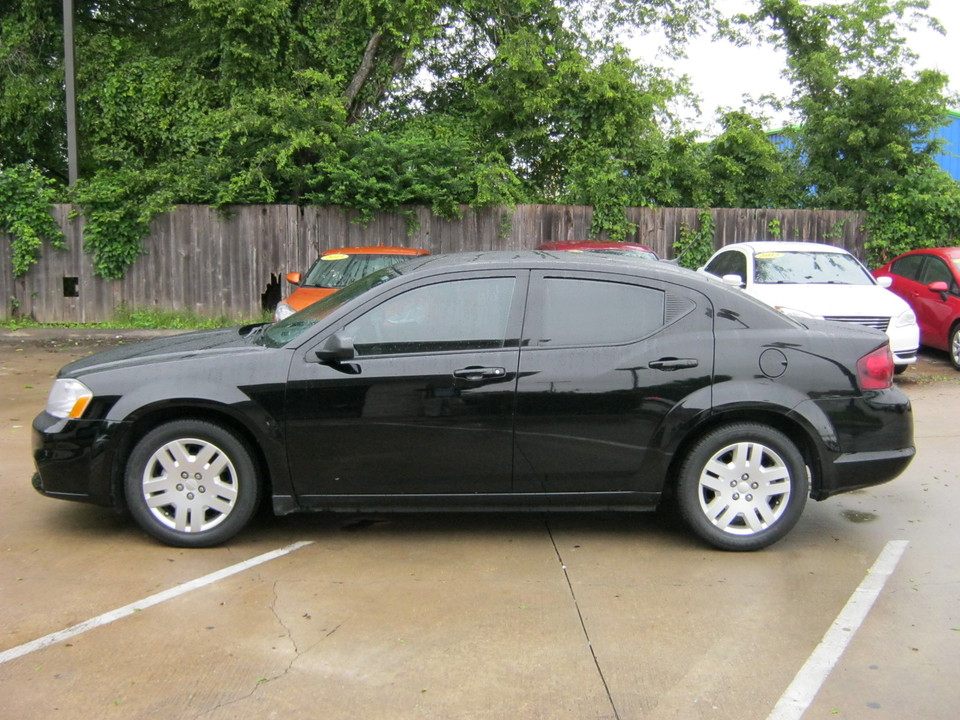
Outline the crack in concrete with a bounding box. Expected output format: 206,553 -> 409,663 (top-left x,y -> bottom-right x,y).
269,578 -> 301,656
544,517 -> 622,720
193,579 -> 303,719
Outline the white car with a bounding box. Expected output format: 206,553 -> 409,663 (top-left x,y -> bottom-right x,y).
700,241 -> 919,371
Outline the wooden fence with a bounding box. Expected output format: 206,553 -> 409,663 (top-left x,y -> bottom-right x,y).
0,204 -> 867,323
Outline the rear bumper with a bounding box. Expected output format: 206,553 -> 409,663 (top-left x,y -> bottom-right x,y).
806,388 -> 915,500
815,447 -> 915,499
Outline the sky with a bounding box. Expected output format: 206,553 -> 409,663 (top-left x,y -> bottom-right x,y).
627,0 -> 960,135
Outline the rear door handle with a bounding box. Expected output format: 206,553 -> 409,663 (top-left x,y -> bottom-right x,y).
453,366 -> 507,381
649,357 -> 699,371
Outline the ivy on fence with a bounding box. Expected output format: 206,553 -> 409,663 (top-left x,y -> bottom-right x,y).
0,163 -> 65,276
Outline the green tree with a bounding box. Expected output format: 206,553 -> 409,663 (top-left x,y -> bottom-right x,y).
1,0 -> 715,276
703,110 -> 803,208
751,0 -> 953,210
865,162 -> 960,264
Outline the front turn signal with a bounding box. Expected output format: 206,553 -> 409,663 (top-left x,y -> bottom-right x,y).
46,378 -> 94,419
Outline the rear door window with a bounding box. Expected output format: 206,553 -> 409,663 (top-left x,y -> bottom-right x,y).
535,277 -> 666,346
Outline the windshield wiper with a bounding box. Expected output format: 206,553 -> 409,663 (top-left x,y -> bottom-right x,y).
240,323 -> 269,342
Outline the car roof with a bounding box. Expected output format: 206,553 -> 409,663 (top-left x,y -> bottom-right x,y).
321,246 -> 429,256
718,241 -> 851,255
535,240 -> 657,253
390,249 -> 707,287
898,246 -> 960,260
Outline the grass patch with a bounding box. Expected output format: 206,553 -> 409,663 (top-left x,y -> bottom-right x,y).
2,305 -> 271,331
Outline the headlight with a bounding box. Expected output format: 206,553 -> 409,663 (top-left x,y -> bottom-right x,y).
273,302 -> 296,321
893,308 -> 917,328
46,378 -> 94,419
775,306 -> 820,320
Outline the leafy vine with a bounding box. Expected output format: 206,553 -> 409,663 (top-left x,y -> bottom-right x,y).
673,209 -> 716,269
0,163 -> 65,276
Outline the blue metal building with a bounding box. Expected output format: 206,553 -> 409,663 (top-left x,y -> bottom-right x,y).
768,110 -> 960,182
931,110 -> 960,181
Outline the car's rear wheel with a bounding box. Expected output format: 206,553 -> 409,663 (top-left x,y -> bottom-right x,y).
677,423 -> 808,551
124,420 -> 260,547
950,324 -> 960,370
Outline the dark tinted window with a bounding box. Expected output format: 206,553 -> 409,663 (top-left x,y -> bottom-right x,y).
704,251 -> 747,280
890,254 -> 926,282
919,257 -> 952,285
538,278 -> 665,346
345,277 -> 516,355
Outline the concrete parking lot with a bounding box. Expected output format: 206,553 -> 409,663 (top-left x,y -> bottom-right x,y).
1,332 -> 958,720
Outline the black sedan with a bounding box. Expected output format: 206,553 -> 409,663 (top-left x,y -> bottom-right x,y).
32,251 -> 914,551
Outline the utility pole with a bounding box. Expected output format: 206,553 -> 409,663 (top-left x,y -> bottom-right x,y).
63,0 -> 78,185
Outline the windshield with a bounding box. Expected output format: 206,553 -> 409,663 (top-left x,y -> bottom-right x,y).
754,251 -> 874,285
261,266 -> 401,347
303,253 -> 413,289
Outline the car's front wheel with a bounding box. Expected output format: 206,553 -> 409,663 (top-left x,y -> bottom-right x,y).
124,420 -> 261,547
677,423 -> 808,551
950,324 -> 960,370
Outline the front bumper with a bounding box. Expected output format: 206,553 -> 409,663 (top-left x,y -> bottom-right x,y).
32,411 -> 126,508
892,348 -> 918,366
888,321 -> 920,366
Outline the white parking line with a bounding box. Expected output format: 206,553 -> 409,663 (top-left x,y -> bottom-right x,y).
0,540 -> 313,666
767,540 -> 909,720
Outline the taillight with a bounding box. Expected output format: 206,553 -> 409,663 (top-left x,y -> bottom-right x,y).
857,346 -> 894,390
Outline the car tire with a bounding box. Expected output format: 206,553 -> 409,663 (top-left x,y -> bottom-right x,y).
950,324 -> 960,371
677,423 -> 808,551
124,420 -> 260,548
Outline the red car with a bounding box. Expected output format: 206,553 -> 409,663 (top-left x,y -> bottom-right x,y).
536,240 -> 659,260
873,247 -> 960,369
274,246 -> 429,320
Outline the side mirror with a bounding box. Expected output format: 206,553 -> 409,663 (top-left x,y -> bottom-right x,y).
928,280 -> 949,301
286,272 -> 302,286
875,275 -> 893,288
721,273 -> 745,288
314,332 -> 356,362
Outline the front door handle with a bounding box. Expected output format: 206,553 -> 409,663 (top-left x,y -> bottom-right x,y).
649,357 -> 699,371
453,366 -> 507,381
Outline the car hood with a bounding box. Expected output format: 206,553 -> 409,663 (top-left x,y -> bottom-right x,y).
284,286 -> 337,312
746,283 -> 909,317
59,326 -> 265,377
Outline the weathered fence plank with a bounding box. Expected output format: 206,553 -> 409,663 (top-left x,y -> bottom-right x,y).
0,204 -> 868,323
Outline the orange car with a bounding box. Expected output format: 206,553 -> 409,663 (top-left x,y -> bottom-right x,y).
274,246 -> 430,320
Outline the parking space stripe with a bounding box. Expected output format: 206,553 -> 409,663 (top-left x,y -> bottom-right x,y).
0,540 -> 313,666
767,540 -> 909,720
